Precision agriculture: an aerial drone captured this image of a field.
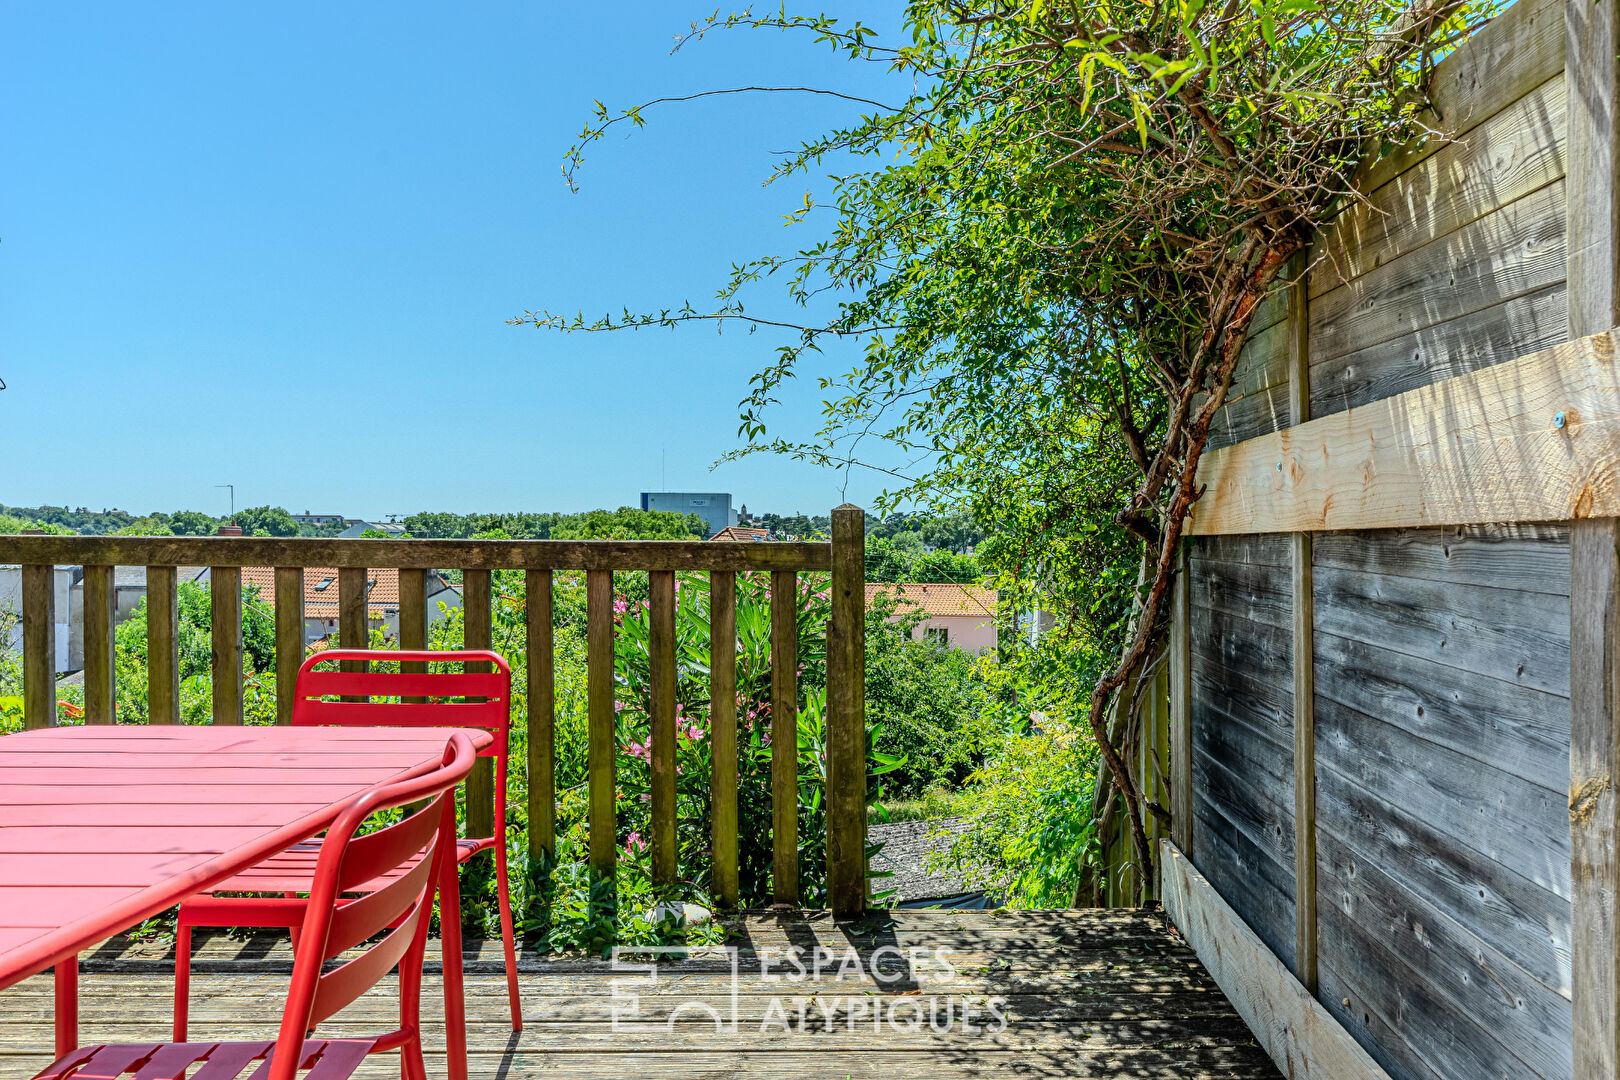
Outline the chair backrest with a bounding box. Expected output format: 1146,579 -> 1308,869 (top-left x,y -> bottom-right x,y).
268,730 -> 478,1080
292,648 -> 512,837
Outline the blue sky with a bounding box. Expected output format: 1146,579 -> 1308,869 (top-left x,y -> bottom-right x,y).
1,3 -> 908,521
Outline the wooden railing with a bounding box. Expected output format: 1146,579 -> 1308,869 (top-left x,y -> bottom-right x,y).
0,505 -> 869,916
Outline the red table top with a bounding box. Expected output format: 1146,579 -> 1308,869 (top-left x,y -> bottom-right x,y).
0,724 -> 492,991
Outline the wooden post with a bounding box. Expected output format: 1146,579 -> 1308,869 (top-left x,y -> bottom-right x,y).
397,568 -> 428,706
81,565 -> 115,724
210,567 -> 243,725
1568,4 -> 1620,1075
22,563 -> 56,729
586,570 -> 617,877
273,568 -> 303,724
462,568 -> 495,841
827,505 -> 867,918
1169,545 -> 1193,856
146,566 -> 179,725
710,570 -> 740,908
526,570 -> 556,863
770,569 -> 800,906
649,570 -> 678,886
1287,251 -> 1318,994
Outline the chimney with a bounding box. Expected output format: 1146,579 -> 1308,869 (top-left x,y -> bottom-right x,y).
216,525 -> 243,537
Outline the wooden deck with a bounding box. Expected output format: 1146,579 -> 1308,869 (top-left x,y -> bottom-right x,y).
1,909 -> 1279,1079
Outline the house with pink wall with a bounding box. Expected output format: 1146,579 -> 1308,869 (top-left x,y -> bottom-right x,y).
866,582 -> 996,653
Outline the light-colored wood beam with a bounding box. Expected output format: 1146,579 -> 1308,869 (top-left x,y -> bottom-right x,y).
1190,328 -> 1620,535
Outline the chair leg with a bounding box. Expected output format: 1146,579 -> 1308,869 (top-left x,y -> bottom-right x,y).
173,922 -> 191,1043
494,847 -> 522,1031
439,855 -> 468,1080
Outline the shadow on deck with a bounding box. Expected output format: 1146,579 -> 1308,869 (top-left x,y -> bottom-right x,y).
2,909 -> 1278,1079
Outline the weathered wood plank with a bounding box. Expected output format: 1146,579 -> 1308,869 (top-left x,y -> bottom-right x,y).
1193,330 -> 1620,536
1567,2 -> 1620,1072
649,569 -> 678,887
80,564 -> 115,724
1313,565 -> 1570,696
273,567 -> 302,725
1314,629 -> 1570,795
586,569 -> 616,876
1188,557 -> 1292,629
0,536 -> 833,573
145,565 -> 179,726
1310,284 -> 1568,419
337,566 -> 368,709
209,566 -> 243,725
1161,841 -> 1391,1080
1313,76 -> 1566,299
1315,764 -> 1572,1002
1314,693 -> 1570,898
1311,523 -> 1570,595
1188,533 -> 1293,569
1571,518 -> 1620,1077
1210,382 -> 1289,451
397,567 -> 428,707
1356,0 -> 1565,196
1317,906 -> 1536,1080
1192,742 -> 1295,873
462,568 -> 495,841
1310,179 -> 1565,366
1170,545 -> 1194,855
770,569 -> 799,907
526,569 -> 555,862
1315,828 -> 1571,1079
1291,535 -> 1315,993
1189,802 -> 1299,977
21,565 -> 55,729
827,504 -> 868,917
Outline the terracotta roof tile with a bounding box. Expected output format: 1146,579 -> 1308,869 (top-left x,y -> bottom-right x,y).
710,526 -> 773,542
238,566 -> 403,619
865,582 -> 995,618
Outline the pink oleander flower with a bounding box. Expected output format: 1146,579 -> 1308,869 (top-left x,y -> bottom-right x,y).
614,700 -> 625,713
613,597 -> 628,615
641,599 -> 650,610
625,832 -> 646,854
816,591 -> 829,600
639,793 -> 651,803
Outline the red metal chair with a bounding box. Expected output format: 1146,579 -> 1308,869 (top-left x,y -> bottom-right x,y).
173,649 -> 523,1045
34,730 -> 478,1080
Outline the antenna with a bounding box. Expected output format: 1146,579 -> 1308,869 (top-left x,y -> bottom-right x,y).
214,484 -> 235,521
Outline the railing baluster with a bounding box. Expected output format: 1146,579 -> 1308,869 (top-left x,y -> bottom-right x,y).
337,567 -> 368,708
397,568 -> 428,705
526,569 -> 556,862
770,568 -> 799,906
81,565 -> 115,724
146,566 -> 179,725
22,563 -> 56,729
827,504 -> 868,917
210,567 -> 243,724
709,570 -> 739,908
649,570 -> 678,886
274,568 -> 303,725
586,569 -> 617,876
462,568 -> 495,841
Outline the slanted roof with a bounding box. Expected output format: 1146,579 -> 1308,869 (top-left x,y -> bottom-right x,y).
237,567 -> 402,619
865,582 -> 995,619
710,526 -> 772,542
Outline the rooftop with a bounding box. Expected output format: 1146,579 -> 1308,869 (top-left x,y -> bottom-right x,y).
866,582 -> 996,619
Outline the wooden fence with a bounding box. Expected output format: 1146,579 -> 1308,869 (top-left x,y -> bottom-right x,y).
1154,1 -> 1620,1078
0,505 -> 870,917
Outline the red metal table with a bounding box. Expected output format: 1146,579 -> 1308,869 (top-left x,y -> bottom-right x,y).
0,723 -> 493,1062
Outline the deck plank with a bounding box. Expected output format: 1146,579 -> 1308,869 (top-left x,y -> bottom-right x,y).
0,910 -> 1279,1079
